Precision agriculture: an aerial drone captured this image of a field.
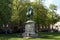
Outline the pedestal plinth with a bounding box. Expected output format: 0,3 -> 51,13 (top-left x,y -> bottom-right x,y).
22,20 -> 38,38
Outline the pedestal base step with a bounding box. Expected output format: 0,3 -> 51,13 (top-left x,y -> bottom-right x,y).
22,33 -> 38,38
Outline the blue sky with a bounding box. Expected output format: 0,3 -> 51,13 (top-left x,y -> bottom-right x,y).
45,0 -> 60,15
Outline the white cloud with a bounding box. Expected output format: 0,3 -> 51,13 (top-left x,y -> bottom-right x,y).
57,10 -> 60,15
30,0 -> 34,2
45,0 -> 53,7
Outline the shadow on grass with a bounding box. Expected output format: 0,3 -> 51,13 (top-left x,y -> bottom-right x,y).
0,32 -> 60,40
37,32 -> 60,39
0,33 -> 23,40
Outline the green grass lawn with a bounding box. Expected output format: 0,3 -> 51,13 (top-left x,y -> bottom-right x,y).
0,32 -> 60,40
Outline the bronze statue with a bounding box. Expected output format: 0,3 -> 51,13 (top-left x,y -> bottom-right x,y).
26,6 -> 33,18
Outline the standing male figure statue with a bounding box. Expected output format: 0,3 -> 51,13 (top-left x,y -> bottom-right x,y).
26,6 -> 33,19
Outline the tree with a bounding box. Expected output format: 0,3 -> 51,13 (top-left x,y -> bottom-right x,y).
49,4 -> 58,24
49,4 -> 59,30
30,0 -> 48,31
10,0 -> 28,26
0,0 -> 11,25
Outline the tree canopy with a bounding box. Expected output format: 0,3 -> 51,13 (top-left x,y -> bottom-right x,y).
0,0 -> 59,27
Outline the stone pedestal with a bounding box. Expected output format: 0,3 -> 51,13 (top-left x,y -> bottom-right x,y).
22,20 -> 38,38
